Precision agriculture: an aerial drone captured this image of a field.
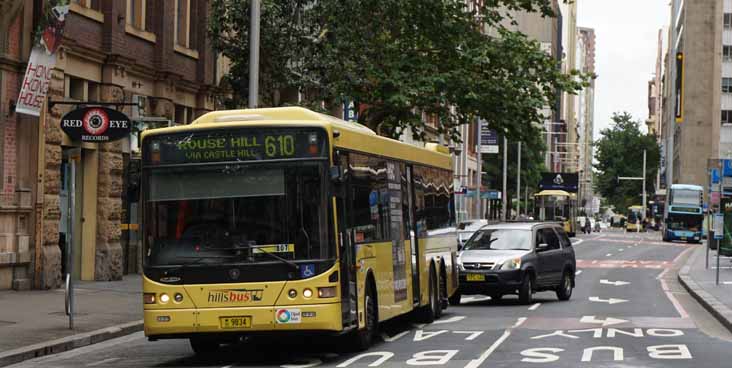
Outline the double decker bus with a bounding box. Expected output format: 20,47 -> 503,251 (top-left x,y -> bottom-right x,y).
662,184 -> 704,243
141,107 -> 458,353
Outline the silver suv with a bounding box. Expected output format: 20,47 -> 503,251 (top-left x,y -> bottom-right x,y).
451,222 -> 576,305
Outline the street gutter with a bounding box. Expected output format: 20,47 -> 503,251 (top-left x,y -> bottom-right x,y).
0,320 -> 143,367
678,246 -> 732,334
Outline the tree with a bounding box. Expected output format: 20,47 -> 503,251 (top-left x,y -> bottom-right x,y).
209,0 -> 590,143
594,112 -> 660,214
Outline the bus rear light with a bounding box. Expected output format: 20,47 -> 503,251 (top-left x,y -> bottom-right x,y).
143,293 -> 156,304
318,286 -> 337,298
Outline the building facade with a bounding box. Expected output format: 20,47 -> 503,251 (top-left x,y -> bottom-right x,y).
662,0 -> 721,190
0,0 -> 226,290
577,27 -> 596,214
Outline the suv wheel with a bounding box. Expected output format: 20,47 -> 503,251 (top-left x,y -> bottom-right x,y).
518,274 -> 533,305
556,270 -> 573,301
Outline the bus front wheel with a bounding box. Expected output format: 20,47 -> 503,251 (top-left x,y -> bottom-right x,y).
352,283 -> 377,351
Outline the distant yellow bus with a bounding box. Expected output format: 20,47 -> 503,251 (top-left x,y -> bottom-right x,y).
626,205 -> 645,232
140,107 -> 458,353
535,190 -> 578,237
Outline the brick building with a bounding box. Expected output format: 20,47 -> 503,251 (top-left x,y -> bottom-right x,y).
0,0 -> 227,289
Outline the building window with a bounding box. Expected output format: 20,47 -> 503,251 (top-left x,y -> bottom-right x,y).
175,104 -> 194,125
723,110 -> 732,125
724,46 -> 732,62
127,0 -> 146,30
725,13 -> 732,29
724,78 -> 732,93
175,0 -> 197,49
73,0 -> 101,10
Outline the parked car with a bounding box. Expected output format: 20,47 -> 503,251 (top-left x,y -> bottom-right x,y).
451,222 -> 576,305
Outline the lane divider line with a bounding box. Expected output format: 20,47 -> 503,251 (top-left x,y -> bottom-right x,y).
465,329 -> 512,368
86,357 -> 120,367
528,303 -> 541,311
513,317 -> 527,328
606,253 -> 613,257
660,278 -> 689,319
576,270 -> 583,275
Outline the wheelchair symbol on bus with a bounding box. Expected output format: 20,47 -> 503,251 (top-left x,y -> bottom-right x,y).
301,264 -> 316,278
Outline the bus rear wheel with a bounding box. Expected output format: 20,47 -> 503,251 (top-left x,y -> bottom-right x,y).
416,269 -> 438,323
189,337 -> 220,355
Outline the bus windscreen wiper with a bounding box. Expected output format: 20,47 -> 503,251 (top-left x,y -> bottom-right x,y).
199,244 -> 300,271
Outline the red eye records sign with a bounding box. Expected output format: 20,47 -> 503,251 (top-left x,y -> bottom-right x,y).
60,107 -> 131,142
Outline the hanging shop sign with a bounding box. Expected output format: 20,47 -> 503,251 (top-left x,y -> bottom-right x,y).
60,107 -> 131,142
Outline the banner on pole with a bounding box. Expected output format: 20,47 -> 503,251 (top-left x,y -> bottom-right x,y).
16,3 -> 69,116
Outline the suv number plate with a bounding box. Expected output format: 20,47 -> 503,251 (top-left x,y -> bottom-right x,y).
466,274 -> 485,282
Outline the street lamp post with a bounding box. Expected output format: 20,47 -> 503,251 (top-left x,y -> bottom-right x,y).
617,149 -> 648,221
248,0 -> 261,108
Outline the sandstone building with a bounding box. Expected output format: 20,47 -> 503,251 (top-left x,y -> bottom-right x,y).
0,0 -> 226,289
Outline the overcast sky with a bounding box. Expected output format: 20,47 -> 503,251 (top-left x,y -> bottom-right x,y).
577,0 -> 670,139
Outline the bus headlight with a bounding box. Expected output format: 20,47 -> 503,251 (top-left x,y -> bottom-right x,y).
174,293 -> 184,303
288,289 -> 298,299
159,293 -> 170,304
303,288 -> 313,298
318,286 -> 337,298
500,258 -> 522,270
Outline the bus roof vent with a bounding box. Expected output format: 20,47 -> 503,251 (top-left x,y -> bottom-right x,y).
212,114 -> 269,123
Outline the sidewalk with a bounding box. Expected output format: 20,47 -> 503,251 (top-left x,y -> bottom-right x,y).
0,274 -> 142,366
678,243 -> 732,332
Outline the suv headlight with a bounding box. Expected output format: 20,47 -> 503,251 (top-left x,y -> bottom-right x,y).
500,258 -> 522,270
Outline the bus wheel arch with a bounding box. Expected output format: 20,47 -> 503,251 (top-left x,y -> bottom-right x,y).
352,270 -> 378,351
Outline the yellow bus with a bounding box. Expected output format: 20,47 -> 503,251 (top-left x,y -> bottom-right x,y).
626,205 -> 645,232
140,107 -> 458,353
534,190 -> 578,237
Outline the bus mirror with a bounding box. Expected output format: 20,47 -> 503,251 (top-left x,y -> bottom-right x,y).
330,165 -> 344,182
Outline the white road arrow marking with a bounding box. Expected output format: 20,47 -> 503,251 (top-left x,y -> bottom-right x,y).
381,330 -> 410,342
579,315 -> 629,327
589,296 -> 628,305
432,315 -> 466,324
600,279 -> 630,286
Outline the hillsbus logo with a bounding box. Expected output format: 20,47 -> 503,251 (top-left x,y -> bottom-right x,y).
207,289 -> 263,303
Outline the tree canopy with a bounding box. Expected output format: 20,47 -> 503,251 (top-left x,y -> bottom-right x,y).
594,112 -> 660,214
209,0 -> 590,143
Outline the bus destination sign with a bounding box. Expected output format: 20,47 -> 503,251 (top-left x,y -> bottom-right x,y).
145,128 -> 327,164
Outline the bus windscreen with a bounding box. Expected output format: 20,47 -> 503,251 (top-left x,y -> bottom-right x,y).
144,163 -> 331,270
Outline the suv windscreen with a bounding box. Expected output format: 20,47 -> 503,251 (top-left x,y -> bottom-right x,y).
463,229 -> 532,251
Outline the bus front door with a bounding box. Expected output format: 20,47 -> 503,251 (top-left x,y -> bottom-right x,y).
335,155 -> 358,329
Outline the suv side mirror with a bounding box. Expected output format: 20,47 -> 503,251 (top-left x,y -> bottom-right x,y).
536,243 -> 549,252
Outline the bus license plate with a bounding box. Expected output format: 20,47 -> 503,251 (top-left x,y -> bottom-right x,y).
219,316 -> 251,329
466,274 -> 485,282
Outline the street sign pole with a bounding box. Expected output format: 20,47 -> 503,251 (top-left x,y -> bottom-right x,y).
516,142 -> 521,217
476,120 -> 482,220
502,137 -> 508,221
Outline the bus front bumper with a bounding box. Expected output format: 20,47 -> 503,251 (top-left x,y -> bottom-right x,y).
144,302 -> 342,339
